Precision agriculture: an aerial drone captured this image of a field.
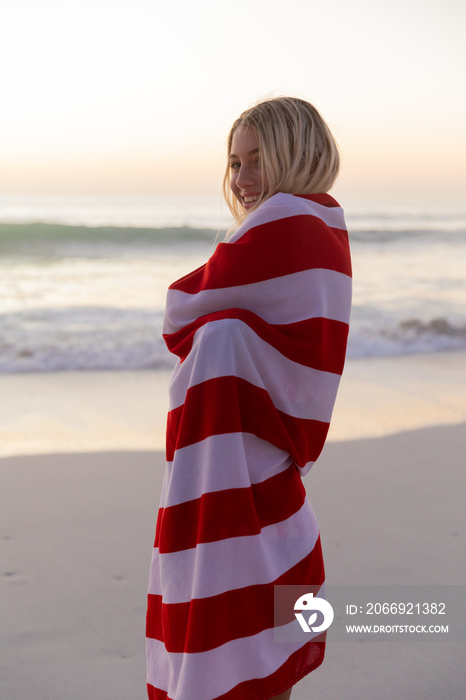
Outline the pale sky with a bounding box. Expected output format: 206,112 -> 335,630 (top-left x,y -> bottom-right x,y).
1,0 -> 465,203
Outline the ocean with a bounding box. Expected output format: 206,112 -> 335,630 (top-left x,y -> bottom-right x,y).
1,194 -> 465,373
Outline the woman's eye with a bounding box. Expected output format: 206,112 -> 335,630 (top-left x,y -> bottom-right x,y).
230,162 -> 240,170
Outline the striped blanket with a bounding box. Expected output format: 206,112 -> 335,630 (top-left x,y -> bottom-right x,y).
146,192 -> 352,700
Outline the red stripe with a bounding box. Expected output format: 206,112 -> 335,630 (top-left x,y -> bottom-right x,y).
146,538 -> 325,652
166,376 -> 329,465
170,214 -> 351,294
214,639 -> 325,700
296,193 -> 341,208
147,637 -> 325,700
154,465 -> 305,553
164,309 -> 349,374
147,686 -> 167,700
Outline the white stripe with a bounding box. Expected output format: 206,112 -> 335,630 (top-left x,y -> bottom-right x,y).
297,460 -> 315,477
148,500 -> 319,602
164,267 -> 352,334
162,433 -> 293,508
167,318 -> 342,423
228,192 -> 346,244
147,597 -> 323,700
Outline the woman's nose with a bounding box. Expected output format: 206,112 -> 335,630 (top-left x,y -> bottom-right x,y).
236,165 -> 254,188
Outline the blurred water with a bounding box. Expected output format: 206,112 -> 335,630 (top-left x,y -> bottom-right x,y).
0,195 -> 465,373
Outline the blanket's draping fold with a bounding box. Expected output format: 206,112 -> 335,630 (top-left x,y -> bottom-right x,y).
146,192 -> 352,700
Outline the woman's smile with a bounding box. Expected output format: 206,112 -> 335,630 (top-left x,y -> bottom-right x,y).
229,127 -> 267,210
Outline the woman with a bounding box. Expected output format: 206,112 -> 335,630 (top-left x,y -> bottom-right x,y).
146,96 -> 352,700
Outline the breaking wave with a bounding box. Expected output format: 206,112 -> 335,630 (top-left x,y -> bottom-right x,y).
348,317 -> 466,358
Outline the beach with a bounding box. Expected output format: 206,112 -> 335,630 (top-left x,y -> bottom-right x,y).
1,351 -> 465,457
1,0 -> 465,689
1,351 -> 465,699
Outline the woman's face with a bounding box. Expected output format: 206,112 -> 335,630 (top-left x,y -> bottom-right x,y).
229,127 -> 267,211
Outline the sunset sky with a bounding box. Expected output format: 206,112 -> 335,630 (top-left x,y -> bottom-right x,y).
1,0 -> 465,204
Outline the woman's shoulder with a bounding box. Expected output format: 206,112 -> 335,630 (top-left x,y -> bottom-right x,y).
230,192 -> 345,243
265,192 -> 343,217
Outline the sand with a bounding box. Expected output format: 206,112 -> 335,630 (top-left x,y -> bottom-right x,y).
1,351 -> 465,699
1,351 -> 465,458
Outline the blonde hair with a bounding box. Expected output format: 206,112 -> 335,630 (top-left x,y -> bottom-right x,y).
223,96 -> 340,224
